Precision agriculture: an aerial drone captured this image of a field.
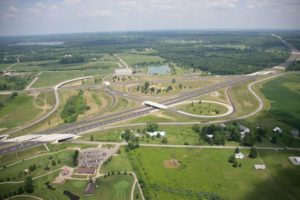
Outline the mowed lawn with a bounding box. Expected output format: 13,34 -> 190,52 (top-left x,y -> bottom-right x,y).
32,70 -> 84,88
117,53 -> 165,67
128,147 -> 300,200
260,73 -> 300,129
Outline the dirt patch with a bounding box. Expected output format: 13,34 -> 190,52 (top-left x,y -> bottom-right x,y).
210,91 -> 220,97
163,159 -> 180,168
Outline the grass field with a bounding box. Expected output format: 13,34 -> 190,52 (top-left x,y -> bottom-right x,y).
117,53 -> 165,67
259,73 -> 300,129
175,101 -> 228,116
0,149 -> 76,182
0,94 -> 44,129
11,60 -> 118,72
128,147 -> 300,200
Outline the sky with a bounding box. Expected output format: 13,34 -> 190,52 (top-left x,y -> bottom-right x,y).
0,0 -> 300,36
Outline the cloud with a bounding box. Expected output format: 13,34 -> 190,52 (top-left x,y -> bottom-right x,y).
64,0 -> 82,5
81,9 -> 112,17
9,6 -> 19,13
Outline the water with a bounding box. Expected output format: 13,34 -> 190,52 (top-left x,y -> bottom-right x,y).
148,65 -> 170,75
14,41 -> 64,46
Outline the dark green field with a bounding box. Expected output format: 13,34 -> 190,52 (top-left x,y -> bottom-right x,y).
261,73 -> 300,129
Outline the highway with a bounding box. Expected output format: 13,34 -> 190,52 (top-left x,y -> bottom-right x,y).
0,34 -> 299,155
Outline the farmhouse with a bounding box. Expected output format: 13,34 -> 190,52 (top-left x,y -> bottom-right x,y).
239,125 -> 250,138
273,127 -> 282,133
289,157 -> 300,165
147,131 -> 166,137
254,164 -> 266,170
235,152 -> 245,159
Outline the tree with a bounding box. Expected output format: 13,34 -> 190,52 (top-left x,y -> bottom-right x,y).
213,131 -> 225,145
172,78 -> 176,83
150,87 -> 155,93
249,147 -> 257,158
161,137 -> 168,144
257,127 -> 267,137
234,147 -> 240,154
122,129 -> 131,142
90,135 -> 94,141
233,160 -> 239,168
51,160 -> 56,166
167,85 -> 173,91
179,83 -> 183,90
243,132 -> 256,146
144,82 -> 150,92
271,136 -> 277,144
191,124 -> 201,133
228,154 -> 236,163
72,150 -> 79,166
146,122 -> 158,132
17,187 -> 24,195
24,176 -> 34,193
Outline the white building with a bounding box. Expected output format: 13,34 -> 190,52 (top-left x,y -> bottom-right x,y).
206,134 -> 213,138
254,164 -> 266,170
103,81 -> 110,86
235,152 -> 245,159
115,69 -> 132,75
147,131 -> 166,137
289,157 -> 300,165
240,125 -> 250,139
273,127 -> 282,133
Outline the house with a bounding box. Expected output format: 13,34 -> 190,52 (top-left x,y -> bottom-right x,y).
103,81 -> 110,86
289,157 -> 300,165
239,125 -> 250,139
254,164 -> 266,170
235,152 -> 245,159
147,131 -> 166,137
273,127 -> 282,133
206,134 -> 213,138
290,129 -> 299,138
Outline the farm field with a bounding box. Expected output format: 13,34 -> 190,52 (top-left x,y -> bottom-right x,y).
128,147 -> 300,200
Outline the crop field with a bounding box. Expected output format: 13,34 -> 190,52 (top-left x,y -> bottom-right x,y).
128,147 -> 300,200
260,73 -> 300,129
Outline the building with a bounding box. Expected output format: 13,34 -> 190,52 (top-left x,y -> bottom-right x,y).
240,125 -> 250,139
235,152 -> 245,159
206,134 -> 213,138
147,131 -> 166,137
273,127 -> 282,133
289,157 -> 300,165
115,68 -> 132,75
103,81 -> 110,86
254,164 -> 266,170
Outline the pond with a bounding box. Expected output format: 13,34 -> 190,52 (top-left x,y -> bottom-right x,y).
148,65 -> 170,75
63,190 -> 80,200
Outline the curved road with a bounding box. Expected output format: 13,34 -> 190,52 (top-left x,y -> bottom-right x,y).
5,76 -> 92,135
